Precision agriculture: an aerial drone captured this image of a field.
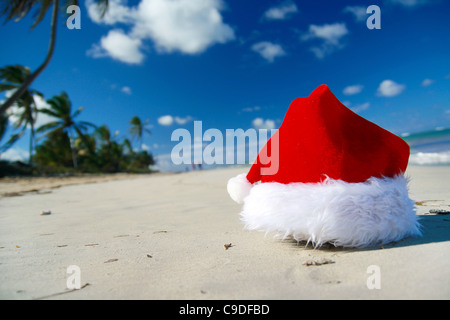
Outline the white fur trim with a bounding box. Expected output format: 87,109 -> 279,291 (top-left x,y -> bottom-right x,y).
227,173 -> 253,204
240,175 -> 421,248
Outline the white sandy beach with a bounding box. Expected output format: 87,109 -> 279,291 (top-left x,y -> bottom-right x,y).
0,166 -> 449,300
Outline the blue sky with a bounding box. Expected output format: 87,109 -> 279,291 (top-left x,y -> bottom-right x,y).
1,0 -> 449,170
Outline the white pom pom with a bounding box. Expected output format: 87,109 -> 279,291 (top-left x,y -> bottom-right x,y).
227,173 -> 253,204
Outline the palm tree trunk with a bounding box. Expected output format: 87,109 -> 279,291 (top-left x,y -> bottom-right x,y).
0,0 -> 59,115
29,124 -> 34,165
69,129 -> 78,170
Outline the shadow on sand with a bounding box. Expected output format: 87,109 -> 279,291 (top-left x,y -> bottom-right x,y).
387,214 -> 450,248
282,214 -> 450,251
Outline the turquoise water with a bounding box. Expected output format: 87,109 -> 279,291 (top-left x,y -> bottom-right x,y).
401,128 -> 450,165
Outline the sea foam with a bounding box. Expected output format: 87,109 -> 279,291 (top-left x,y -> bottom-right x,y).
409,151 -> 450,165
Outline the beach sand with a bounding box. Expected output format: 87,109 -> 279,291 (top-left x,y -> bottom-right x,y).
0,166 -> 449,300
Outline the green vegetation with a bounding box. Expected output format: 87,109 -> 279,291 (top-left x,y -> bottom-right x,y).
0,68 -> 155,176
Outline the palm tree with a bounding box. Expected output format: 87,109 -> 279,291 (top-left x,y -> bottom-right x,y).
121,138 -> 133,155
11,93 -> 40,165
0,113 -> 8,143
0,0 -> 109,115
95,124 -> 113,147
0,112 -> 21,156
94,125 -> 125,172
0,65 -> 43,164
129,116 -> 151,150
37,92 -> 95,169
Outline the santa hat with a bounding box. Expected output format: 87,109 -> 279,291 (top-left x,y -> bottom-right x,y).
227,84 -> 421,248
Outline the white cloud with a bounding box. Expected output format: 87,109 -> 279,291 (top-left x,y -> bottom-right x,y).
242,106 -> 260,112
1,147 -> 29,162
87,29 -> 144,64
174,116 -> 193,125
377,80 -> 406,97
350,102 -> 370,113
263,1 -> 298,20
131,0 -> 234,54
86,0 -> 135,25
301,22 -> 348,59
157,115 -> 192,126
421,78 -> 434,87
5,92 -> 56,130
121,86 -> 132,94
343,84 -> 364,95
308,47 -> 328,59
302,23 -> 348,45
33,94 -> 57,129
252,41 -> 286,62
157,115 -> 174,126
343,6 -> 367,22
87,0 -> 234,60
342,100 -> 351,108
252,117 -> 276,130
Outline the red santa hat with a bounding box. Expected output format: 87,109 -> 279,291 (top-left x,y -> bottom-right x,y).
227,84 -> 421,248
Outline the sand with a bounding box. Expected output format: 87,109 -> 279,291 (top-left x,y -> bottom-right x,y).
0,166 -> 449,300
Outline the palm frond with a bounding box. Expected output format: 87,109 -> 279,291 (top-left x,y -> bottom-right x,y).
94,124 -> 111,142
73,125 -> 95,153
0,65 -> 30,86
45,92 -> 71,118
0,83 -> 18,92
78,120 -> 96,129
71,106 -> 84,119
38,107 -> 60,118
121,138 -> 133,153
95,0 -> 108,18
31,0 -> 53,29
0,131 -> 24,153
63,0 -> 78,9
1,0 -> 39,24
36,120 -> 62,133
30,89 -> 44,98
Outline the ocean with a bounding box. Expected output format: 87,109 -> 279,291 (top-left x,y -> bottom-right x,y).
401,127 -> 450,165
159,126 -> 450,172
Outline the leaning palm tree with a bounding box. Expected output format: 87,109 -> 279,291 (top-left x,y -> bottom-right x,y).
0,112 -> 8,143
0,65 -> 43,164
0,0 -> 109,115
129,116 -> 151,150
37,91 -> 95,169
10,92 -> 40,165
